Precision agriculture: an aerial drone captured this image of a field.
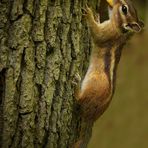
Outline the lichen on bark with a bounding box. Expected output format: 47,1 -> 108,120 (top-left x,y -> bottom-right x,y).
0,0 -> 100,148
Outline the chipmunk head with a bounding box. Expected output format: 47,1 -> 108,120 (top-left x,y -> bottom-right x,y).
107,0 -> 144,33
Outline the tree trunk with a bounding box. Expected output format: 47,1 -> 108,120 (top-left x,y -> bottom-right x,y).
0,0 -> 100,148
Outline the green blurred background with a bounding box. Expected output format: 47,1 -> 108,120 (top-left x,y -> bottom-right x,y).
89,1 -> 148,148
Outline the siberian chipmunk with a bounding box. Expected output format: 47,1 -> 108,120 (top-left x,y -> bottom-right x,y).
76,0 -> 144,122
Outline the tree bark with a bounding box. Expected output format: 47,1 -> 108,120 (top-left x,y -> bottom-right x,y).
0,0 -> 100,148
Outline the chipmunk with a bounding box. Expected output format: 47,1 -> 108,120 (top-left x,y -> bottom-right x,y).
73,0 -> 144,147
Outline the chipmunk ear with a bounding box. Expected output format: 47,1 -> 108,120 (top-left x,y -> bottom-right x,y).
107,0 -> 120,7
106,0 -> 114,7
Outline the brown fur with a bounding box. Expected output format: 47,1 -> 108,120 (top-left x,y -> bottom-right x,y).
78,0 -> 143,123
74,1 -> 144,147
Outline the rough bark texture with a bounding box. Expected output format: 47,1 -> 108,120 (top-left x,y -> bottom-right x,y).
0,0 -> 100,148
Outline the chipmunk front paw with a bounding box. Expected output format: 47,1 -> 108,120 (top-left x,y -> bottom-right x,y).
82,4 -> 94,21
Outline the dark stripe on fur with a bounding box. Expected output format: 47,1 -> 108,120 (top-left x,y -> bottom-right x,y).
112,43 -> 124,96
104,48 -> 111,84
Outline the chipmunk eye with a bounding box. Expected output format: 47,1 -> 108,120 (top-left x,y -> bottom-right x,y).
121,5 -> 128,15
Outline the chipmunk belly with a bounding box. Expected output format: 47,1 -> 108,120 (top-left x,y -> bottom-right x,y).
79,70 -> 112,120
81,71 -> 111,102
79,45 -> 121,120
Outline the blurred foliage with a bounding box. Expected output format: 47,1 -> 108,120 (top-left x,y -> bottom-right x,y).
89,1 -> 148,148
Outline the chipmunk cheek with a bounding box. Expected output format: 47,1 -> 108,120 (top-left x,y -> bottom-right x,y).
130,23 -> 141,32
123,22 -> 142,33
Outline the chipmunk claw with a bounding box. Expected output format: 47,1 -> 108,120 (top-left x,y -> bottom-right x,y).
72,73 -> 81,100
72,73 -> 81,87
94,14 -> 100,24
81,4 -> 93,17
